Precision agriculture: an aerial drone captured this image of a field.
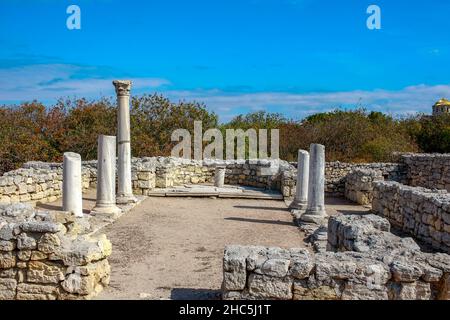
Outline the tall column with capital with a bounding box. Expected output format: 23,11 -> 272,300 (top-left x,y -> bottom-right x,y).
301,144 -> 327,224
113,80 -> 137,204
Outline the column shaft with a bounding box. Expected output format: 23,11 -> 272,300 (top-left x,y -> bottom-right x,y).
214,166 -> 226,188
290,150 -> 309,211
91,135 -> 121,215
301,144 -> 327,223
63,152 -> 83,217
113,80 -> 137,204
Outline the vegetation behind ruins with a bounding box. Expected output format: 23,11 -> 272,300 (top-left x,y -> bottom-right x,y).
1,94 -> 449,174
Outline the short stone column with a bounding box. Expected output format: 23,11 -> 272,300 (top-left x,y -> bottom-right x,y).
301,144 -> 327,223
113,80 -> 137,204
289,149 -> 309,211
63,152 -> 83,217
91,135 -> 121,215
214,166 -> 226,188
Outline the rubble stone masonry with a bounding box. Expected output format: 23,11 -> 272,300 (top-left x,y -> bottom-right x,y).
0,203 -> 111,300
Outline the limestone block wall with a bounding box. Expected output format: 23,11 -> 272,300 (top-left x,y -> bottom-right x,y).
0,157 -> 289,203
372,181 -> 450,254
223,214 -> 450,300
137,157 -> 286,191
0,156 -> 419,204
401,154 -> 450,191
345,169 -> 384,205
283,161 -> 405,198
222,245 -> 450,300
0,165 -> 95,206
0,204 -> 111,300
327,214 -> 420,253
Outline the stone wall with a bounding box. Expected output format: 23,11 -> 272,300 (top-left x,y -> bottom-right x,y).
133,157 -> 285,192
283,161 -> 405,198
0,157 -> 289,204
4,153 -> 450,205
345,169 -> 384,205
372,181 -> 450,254
0,165 -> 95,206
401,154 -> 450,191
7,154 -> 450,205
223,214 -> 450,300
0,156 -> 409,205
0,203 -> 111,300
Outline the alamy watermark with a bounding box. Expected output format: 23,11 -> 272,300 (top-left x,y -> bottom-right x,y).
66,5 -> 381,31
171,121 -> 280,175
66,5 -> 81,30
367,4 -> 381,30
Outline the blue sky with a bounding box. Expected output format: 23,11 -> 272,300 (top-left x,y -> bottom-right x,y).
1,0 -> 450,121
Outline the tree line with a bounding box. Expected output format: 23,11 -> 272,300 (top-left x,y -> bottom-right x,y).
0,94 -> 448,174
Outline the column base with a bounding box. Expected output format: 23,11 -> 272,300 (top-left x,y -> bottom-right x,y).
116,194 -> 138,204
289,200 -> 308,211
300,210 -> 327,224
90,204 -> 122,216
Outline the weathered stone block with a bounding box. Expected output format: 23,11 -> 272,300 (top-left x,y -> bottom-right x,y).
255,259 -> 290,277
0,251 -> 16,269
388,281 -> 431,300
0,278 -> 17,300
61,273 -> 97,295
293,280 -> 338,300
17,250 -> 32,261
341,282 -> 388,300
223,271 -> 246,291
0,268 -> 17,279
247,274 -> 293,299
390,260 -> 423,282
30,250 -> 48,261
0,240 -> 15,251
27,261 -> 65,284
20,221 -> 62,233
17,233 -> 37,250
38,233 -> 61,254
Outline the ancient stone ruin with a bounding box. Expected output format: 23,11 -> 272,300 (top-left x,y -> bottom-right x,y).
1,80 -> 450,300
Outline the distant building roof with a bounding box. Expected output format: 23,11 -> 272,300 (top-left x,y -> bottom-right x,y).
434,98 -> 450,107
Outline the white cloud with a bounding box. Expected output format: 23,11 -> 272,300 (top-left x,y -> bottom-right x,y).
0,64 -> 170,101
0,63 -> 449,121
162,84 -> 450,120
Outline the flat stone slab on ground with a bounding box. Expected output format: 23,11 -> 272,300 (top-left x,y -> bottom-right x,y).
147,184 -> 283,200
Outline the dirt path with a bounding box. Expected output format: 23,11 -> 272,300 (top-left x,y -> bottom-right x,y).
95,197 -> 304,300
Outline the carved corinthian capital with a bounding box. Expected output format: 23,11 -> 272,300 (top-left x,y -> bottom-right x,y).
113,80 -> 132,96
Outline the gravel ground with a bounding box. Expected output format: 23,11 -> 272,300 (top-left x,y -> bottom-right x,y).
95,197 -> 305,300
37,190 -> 369,300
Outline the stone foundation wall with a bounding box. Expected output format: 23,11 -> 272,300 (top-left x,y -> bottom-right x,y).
134,158 -> 284,192
345,169 -> 384,205
283,161 -> 405,198
0,204 -> 111,300
222,245 -> 450,300
0,165 -> 95,206
5,154 -> 450,205
401,154 -> 450,191
372,181 -> 450,254
0,157 -> 288,203
223,214 -> 450,300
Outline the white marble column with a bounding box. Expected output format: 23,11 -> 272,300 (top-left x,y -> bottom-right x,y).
214,166 -> 226,188
301,144 -> 327,223
91,135 -> 121,215
63,152 -> 83,217
113,80 -> 137,204
289,149 -> 309,211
